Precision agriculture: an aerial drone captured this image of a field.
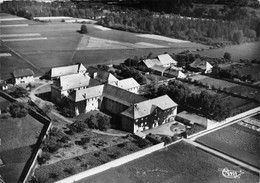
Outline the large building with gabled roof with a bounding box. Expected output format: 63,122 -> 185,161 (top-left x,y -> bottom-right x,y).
51,72 -> 101,102
50,63 -> 87,79
121,95 -> 177,133
110,77 -> 140,94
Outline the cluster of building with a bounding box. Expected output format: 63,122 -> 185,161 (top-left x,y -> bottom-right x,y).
4,54 -> 213,134
139,54 -> 213,78
49,63 -> 177,133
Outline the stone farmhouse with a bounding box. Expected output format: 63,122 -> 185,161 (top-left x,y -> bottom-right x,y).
140,53 -> 178,70
110,77 -> 140,94
11,68 -> 34,85
189,59 -> 213,73
121,95 -> 178,133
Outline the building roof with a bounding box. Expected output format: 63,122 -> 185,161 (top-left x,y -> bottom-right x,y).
12,68 -> 34,78
121,95 -> 177,119
157,54 -> 177,65
142,59 -> 161,68
94,70 -> 119,84
59,73 -> 93,90
103,84 -> 146,107
86,66 -> 99,78
165,70 -> 186,78
111,77 -> 140,90
189,59 -> 213,70
68,85 -> 104,102
51,63 -> 87,78
151,64 -> 167,73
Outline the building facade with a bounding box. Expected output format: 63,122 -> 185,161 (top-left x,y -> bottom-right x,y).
11,68 -> 34,85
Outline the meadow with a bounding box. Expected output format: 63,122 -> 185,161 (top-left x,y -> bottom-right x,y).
78,141 -> 258,183
0,13 -> 209,80
196,123 -> 260,169
200,41 -> 260,61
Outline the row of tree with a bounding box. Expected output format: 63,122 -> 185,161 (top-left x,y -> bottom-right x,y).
1,1 -> 259,45
145,80 -> 231,121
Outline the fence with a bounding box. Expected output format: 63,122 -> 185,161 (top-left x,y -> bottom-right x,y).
55,142 -> 164,183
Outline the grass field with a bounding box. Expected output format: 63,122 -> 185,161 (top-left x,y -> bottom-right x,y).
77,141 -> 258,183
199,41 -> 260,61
0,13 -> 209,80
0,146 -> 33,183
196,123 -> 260,169
190,75 -> 260,101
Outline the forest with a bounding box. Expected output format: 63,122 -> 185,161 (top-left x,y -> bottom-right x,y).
1,1 -> 259,45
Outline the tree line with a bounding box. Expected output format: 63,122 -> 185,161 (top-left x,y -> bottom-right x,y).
144,79 -> 231,121
1,1 -> 259,45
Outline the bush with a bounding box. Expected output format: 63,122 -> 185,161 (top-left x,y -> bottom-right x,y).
68,120 -> 88,133
108,151 -> 120,159
49,127 -> 65,138
49,172 -> 58,179
161,136 -> 172,145
94,152 -> 101,157
42,138 -> 62,153
10,87 -> 28,98
38,152 -> 51,165
9,102 -> 28,118
59,135 -> 70,143
64,167 -> 76,175
76,137 -> 90,146
223,52 -> 231,60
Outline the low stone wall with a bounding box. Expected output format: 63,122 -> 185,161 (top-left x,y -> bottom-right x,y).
55,142 -> 164,183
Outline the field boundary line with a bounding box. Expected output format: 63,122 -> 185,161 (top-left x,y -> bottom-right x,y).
2,42 -> 42,73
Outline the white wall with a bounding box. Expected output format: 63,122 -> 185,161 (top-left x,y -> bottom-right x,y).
15,76 -> 34,84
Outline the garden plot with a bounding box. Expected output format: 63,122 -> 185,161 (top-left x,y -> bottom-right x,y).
136,34 -> 190,43
189,75 -> 260,101
196,123 -> 260,169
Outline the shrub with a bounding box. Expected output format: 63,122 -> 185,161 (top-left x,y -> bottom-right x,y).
161,136 -> 172,145
94,152 -> 101,157
38,152 -> 51,165
68,120 -> 88,133
76,137 -> 90,146
59,135 -> 70,143
42,138 -> 62,153
108,151 -> 120,159
135,139 -> 149,148
10,87 -> 28,98
9,102 -> 28,118
64,167 -> 76,175
96,114 -> 110,131
49,172 -> 58,179
117,143 -> 126,148
49,127 -> 64,138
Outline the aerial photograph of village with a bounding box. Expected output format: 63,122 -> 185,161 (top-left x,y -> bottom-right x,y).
0,0 -> 259,182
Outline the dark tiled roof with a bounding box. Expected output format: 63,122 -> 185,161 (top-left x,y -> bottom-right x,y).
12,68 -> 34,78
103,84 -> 146,107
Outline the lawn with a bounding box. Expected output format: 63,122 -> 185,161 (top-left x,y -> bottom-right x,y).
196,123 -> 260,169
0,146 -> 33,183
199,41 -> 260,61
77,141 -> 258,183
0,114 -> 43,152
34,136 -> 152,183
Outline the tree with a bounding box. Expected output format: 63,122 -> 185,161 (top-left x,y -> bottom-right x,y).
9,102 -> 28,118
11,87 -> 28,98
233,30 -> 243,44
96,114 -> 110,131
223,52 -> 231,60
80,24 -> 88,34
